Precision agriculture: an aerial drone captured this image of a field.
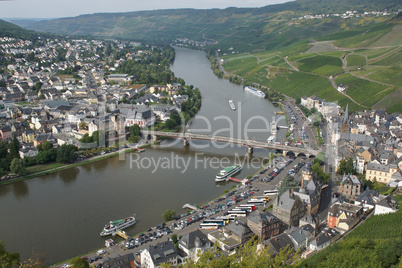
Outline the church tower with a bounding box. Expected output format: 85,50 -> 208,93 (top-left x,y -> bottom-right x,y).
301,163 -> 313,188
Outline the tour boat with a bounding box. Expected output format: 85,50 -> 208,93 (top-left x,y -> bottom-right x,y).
244,86 -> 265,98
215,164 -> 242,182
100,215 -> 136,236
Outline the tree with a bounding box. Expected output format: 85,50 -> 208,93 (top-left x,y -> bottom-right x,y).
80,133 -> 92,143
34,82 -> 43,93
78,121 -> 86,130
179,237 -> 299,268
162,209 -> 176,222
69,257 -> 89,268
0,140 -> 9,159
0,241 -> 20,268
37,140 -> 53,151
170,112 -> 182,126
312,162 -> 330,184
10,158 -> 26,176
128,124 -> 141,137
278,176 -> 299,196
8,136 -> 20,160
56,145 -> 78,164
164,119 -> 177,130
128,134 -> 140,144
91,130 -> 100,144
337,157 -> 356,175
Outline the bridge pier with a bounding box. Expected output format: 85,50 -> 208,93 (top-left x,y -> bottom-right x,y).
283,150 -> 288,157
183,139 -> 189,147
248,147 -> 253,154
152,135 -> 158,142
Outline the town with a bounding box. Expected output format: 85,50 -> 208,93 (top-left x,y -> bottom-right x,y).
0,32 -> 401,268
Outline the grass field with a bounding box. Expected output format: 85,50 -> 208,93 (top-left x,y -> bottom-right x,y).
335,73 -> 396,107
346,54 -> 366,67
288,53 -> 318,62
367,66 -> 402,87
297,55 -> 343,77
369,24 -> 402,47
264,71 -> 363,112
371,49 -> 402,66
222,55 -> 258,75
386,99 -> 402,114
26,163 -> 66,174
373,88 -> 402,113
355,47 -> 396,59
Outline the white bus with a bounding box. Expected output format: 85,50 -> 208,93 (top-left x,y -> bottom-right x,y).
227,210 -> 247,217
199,223 -> 220,230
239,204 -> 256,211
264,189 -> 278,195
247,198 -> 266,206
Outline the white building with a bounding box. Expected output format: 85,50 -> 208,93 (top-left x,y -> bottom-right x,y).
178,230 -> 212,263
141,241 -> 178,268
374,195 -> 399,215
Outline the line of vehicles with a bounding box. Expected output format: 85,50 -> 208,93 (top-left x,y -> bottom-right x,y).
125,223 -> 173,250
260,156 -> 306,182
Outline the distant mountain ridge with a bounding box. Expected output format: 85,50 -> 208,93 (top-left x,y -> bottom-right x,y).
27,0 -> 401,45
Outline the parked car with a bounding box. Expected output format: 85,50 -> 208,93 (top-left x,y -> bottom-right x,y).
96,249 -> 106,255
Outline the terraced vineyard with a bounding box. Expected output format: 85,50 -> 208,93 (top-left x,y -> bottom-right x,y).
220,17 -> 402,113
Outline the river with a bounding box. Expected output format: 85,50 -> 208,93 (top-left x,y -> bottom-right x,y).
0,47 -> 285,264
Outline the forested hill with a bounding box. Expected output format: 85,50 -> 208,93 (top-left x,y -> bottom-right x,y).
27,0 -> 401,45
0,19 -> 54,40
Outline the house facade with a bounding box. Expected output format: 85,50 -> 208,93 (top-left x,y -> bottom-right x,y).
178,230 -> 212,263
273,190 -> 306,227
246,212 -> 280,240
365,161 -> 399,184
141,241 -> 178,268
327,202 -> 363,231
339,174 -> 364,198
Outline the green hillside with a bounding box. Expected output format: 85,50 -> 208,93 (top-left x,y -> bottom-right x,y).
220,15 -> 402,113
300,200 -> 402,268
28,0 -> 401,49
0,19 -> 57,40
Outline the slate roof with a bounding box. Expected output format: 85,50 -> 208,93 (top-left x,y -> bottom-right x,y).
102,253 -> 134,268
263,233 -> 294,255
377,195 -> 398,210
145,241 -> 178,267
179,229 -> 209,250
277,190 -> 296,211
310,228 -> 340,248
247,212 -> 280,226
355,190 -> 379,206
224,218 -> 253,239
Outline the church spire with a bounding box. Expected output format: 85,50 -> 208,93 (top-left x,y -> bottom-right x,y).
343,103 -> 349,124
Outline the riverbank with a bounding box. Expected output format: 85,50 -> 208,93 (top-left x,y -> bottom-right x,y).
0,144 -> 153,186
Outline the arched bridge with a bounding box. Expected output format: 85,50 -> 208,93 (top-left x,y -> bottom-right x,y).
141,130 -> 319,156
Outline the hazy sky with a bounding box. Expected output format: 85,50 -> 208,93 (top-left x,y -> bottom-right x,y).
0,0 -> 292,19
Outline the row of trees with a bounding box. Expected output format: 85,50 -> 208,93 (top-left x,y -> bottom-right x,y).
127,124 -> 141,143
114,46 -> 176,85
80,131 -> 100,144
207,50 -> 224,78
0,138 -> 78,177
0,137 -> 23,177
